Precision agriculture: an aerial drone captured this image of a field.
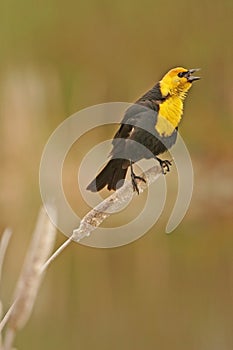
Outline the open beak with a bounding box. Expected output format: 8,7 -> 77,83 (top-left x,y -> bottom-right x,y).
186,68 -> 201,82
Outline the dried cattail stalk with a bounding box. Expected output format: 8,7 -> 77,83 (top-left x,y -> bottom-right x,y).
0,228 -> 12,348
3,207 -> 56,349
0,165 -> 162,349
73,164 -> 162,241
40,164 -> 162,273
0,301 -> 2,348
0,229 -> 12,284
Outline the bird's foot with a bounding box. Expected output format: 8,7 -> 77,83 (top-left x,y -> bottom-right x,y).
130,161 -> 146,194
156,157 -> 172,174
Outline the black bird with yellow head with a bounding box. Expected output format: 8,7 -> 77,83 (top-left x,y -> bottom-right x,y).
87,67 -> 200,193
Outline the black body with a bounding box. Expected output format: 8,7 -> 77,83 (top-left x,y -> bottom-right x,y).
87,83 -> 177,192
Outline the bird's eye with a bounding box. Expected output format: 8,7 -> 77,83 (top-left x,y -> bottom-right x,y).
178,71 -> 187,78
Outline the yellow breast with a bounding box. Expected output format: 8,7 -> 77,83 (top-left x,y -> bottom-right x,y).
156,96 -> 183,136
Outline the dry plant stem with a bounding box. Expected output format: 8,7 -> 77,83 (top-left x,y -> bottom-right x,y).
40,235 -> 73,273
2,207 -> 56,350
0,229 -> 13,345
0,165 -> 162,344
0,165 -> 163,350
0,302 -> 15,335
0,229 -> 12,349
40,165 -> 162,272
0,164 -> 162,345
2,327 -> 14,350
8,207 -> 56,330
0,302 -> 2,348
0,229 -> 12,283
72,164 -> 162,241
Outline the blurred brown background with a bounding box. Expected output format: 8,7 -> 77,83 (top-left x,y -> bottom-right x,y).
0,0 -> 233,349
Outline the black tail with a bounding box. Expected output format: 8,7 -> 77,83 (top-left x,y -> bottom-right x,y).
86,159 -> 128,192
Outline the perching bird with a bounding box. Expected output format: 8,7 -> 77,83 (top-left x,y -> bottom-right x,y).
87,67 -> 200,193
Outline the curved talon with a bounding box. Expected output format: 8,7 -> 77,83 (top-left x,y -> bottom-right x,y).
156,157 -> 172,174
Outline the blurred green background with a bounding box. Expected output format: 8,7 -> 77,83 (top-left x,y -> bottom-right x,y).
0,0 -> 233,349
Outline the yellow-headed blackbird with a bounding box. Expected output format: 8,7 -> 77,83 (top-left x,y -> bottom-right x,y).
87,67 -> 200,193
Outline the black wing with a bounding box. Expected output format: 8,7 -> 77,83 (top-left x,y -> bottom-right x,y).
110,101 -> 159,160
113,82 -> 163,140
113,101 -> 159,140
110,82 -> 165,158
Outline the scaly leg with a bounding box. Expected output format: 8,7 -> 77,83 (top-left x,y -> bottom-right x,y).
130,160 -> 146,194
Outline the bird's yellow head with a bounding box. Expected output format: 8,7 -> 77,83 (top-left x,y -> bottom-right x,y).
160,67 -> 200,99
